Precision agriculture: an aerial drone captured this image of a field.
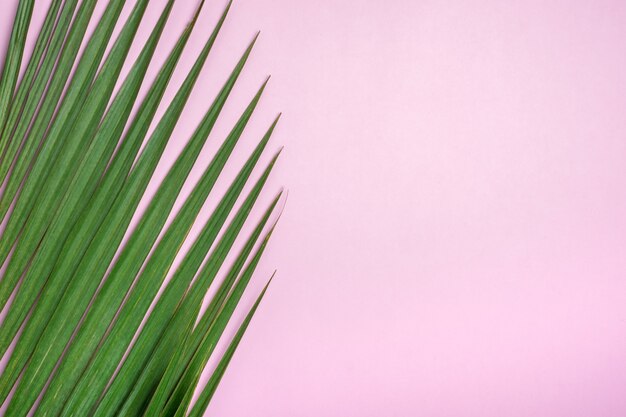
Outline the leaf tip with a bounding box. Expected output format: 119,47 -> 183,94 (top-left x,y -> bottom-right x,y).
192,0 -> 206,23
267,113 -> 281,131
266,270 -> 278,288
274,189 -> 288,223
251,76 -> 271,103
273,188 -> 286,208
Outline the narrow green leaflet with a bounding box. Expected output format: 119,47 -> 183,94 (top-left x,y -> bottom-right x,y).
0,0 -> 284,416
0,0 -> 34,137
175,224 -> 278,416
70,122 -> 280,417
2,6 -> 241,414
0,0 -> 126,308
168,233 -> 278,417
164,150 -> 282,356
125,151 -> 281,416
0,0 -> 147,308
0,7 -> 200,392
0,0 -> 83,193
148,219 -> 278,416
37,75 -> 264,407
92,146 -> 280,417
188,277 -> 273,417
0,0 -> 62,160
0,0 -> 172,406
42,70 -> 269,417
0,5 -> 231,414
0,0 -> 174,358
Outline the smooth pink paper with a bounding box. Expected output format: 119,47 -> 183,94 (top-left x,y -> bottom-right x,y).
3,1 -> 626,416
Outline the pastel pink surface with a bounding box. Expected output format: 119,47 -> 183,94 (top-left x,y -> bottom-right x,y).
3,1 -> 626,416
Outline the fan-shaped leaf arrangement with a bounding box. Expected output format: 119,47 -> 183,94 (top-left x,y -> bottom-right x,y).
0,0 -> 283,415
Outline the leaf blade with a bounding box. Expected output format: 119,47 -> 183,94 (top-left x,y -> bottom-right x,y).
0,0 -> 35,137
188,276 -> 273,417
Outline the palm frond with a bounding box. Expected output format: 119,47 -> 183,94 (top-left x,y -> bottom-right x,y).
0,1 -> 283,416
0,0 -> 34,139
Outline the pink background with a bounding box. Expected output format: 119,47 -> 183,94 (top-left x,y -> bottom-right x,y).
3,0 -> 626,416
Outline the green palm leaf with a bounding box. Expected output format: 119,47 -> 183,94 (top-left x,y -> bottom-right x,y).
188,277 -> 273,417
0,1 -> 283,416
0,0 -> 34,138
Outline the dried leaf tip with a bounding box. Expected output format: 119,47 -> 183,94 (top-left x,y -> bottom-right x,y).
225,0 -> 234,13
265,271 -> 278,290
273,189 -> 288,224
191,0 -> 206,24
263,205 -> 284,245
259,75 -> 271,92
281,188 -> 290,208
